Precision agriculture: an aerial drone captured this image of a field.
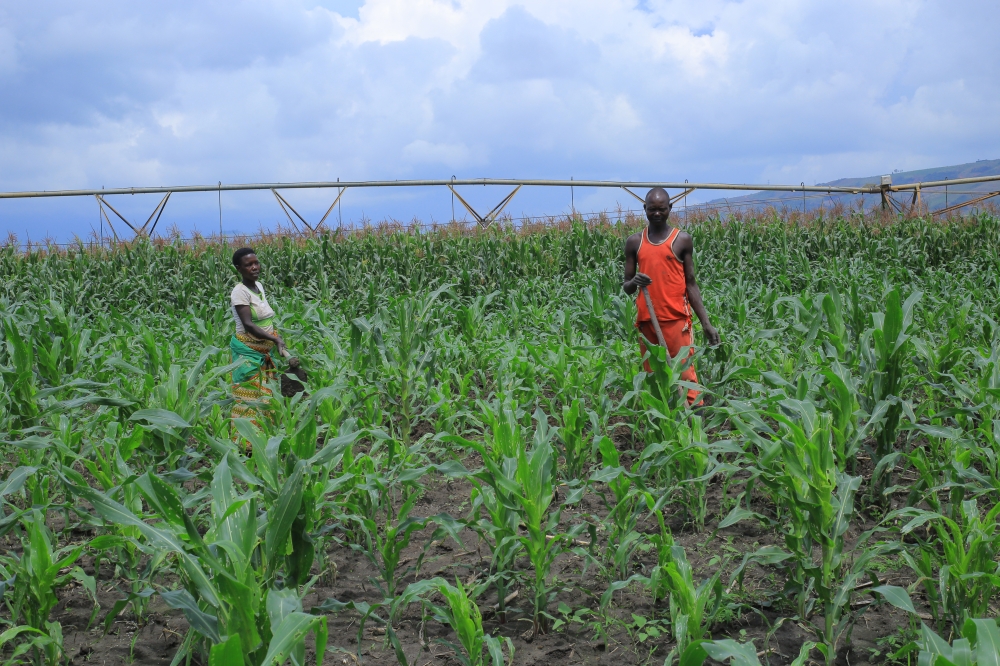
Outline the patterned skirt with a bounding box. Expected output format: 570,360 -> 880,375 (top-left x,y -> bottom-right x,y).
230,332 -> 276,451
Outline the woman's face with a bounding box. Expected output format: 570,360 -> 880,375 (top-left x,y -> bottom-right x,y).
238,253 -> 261,282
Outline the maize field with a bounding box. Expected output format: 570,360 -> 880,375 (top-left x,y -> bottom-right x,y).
1,210 -> 1000,666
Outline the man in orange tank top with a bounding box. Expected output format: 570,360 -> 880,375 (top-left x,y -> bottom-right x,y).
623,187 -> 719,405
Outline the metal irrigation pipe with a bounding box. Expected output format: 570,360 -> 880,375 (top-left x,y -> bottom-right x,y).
890,174 -> 1000,190
0,178 -> 892,199
4,174 -> 1000,201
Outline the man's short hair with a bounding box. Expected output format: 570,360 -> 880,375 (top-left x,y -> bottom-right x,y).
232,247 -> 256,268
646,187 -> 671,205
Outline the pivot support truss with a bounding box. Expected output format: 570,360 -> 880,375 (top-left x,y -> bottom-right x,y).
95,192 -> 172,241
271,187 -> 347,233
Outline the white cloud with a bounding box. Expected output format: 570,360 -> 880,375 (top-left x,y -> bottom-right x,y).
402,139 -> 474,167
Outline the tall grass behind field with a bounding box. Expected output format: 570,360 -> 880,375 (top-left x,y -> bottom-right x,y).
3,210 -> 999,314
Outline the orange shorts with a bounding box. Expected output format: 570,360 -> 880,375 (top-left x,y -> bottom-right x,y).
637,319 -> 700,406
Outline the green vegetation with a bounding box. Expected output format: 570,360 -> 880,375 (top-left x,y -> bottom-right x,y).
1,211 -> 1000,665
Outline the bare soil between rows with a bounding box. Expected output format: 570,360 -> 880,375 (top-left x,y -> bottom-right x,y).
7,444 -> 921,666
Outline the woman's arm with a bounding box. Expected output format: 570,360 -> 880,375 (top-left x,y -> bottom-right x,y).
234,304 -> 287,354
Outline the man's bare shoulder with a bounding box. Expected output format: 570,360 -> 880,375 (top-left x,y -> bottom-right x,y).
624,230 -> 643,252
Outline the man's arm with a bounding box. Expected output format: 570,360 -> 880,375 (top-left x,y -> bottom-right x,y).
622,233 -> 650,295
675,233 -> 720,346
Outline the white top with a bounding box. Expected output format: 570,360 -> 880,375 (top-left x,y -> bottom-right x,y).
231,282 -> 276,335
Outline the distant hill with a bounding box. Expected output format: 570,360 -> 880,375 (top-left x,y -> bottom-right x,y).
702,159 -> 1000,213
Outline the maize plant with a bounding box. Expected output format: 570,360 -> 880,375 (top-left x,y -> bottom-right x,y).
917,619 -> 1000,666
732,408 -> 872,665
890,500 -> 1000,634
860,288 -> 921,493
409,577 -> 515,666
0,510 -> 98,666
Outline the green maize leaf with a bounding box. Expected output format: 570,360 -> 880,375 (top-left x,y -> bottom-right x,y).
562,483 -> 585,505
1,437 -> 51,451
225,451 -> 263,487
0,625 -> 47,646
177,554 -> 223,609
382,621 -> 408,666
964,619 -> 1000,666
66,567 -> 97,600
919,623 -> 955,666
103,588 -> 155,634
212,458 -> 249,547
679,640 -> 709,666
71,483 -> 221,607
791,641 -> 819,666
428,512 -> 467,549
398,460 -> 470,483
259,613 -> 326,666
310,597 -> 377,617
703,639 -> 763,666
717,506 -> 757,529
48,394 -> 133,412
831,472 -> 862,538
70,484 -> 183,552
34,378 -> 108,399
0,466 -> 36,497
870,585 -> 916,615
264,462 -> 305,570
136,473 -> 188,529
129,408 -> 191,430
209,634 -> 244,666
485,634 -> 513,666
588,465 -> 627,484
601,573 -> 647,610
233,419 -> 268,454
731,545 -> 792,577
160,589 -> 222,643
908,423 -> 963,440
894,508 -> 945,534
266,587 -> 303,628
88,535 -> 130,550
215,575 -> 260,653
219,499 -> 249,525
308,430 -> 360,466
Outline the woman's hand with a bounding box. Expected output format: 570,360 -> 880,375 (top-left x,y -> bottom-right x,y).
272,334 -> 288,357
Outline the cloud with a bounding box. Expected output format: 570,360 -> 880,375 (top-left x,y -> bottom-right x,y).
402,139 -> 474,167
471,6 -> 600,82
0,0 -> 998,239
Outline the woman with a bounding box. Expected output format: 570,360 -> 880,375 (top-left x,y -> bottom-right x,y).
229,247 -> 287,444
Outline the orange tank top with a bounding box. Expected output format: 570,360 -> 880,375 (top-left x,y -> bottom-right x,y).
635,227 -> 690,323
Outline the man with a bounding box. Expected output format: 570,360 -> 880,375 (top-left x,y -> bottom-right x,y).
622,187 -> 719,405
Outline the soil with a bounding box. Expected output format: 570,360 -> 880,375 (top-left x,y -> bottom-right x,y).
10,442 -> 922,666
280,362 -> 309,397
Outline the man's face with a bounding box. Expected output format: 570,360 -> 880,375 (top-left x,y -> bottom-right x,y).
644,196 -> 671,225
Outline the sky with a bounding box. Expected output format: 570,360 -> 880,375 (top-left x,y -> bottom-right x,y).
1,0 -> 998,241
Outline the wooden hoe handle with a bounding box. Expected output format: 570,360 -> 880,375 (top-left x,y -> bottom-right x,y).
640,286 -> 668,349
